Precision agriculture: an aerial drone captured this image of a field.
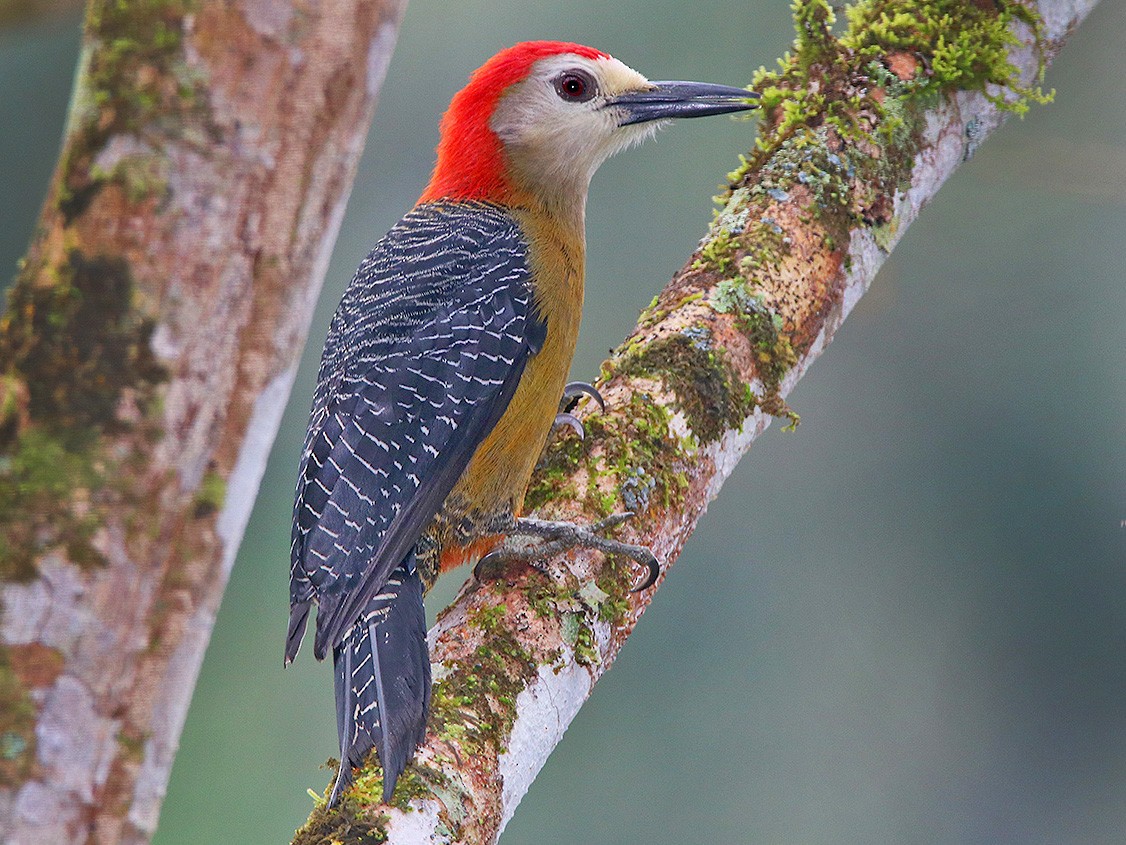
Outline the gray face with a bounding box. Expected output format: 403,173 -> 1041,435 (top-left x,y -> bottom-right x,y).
490,53 -> 664,199
490,53 -> 756,208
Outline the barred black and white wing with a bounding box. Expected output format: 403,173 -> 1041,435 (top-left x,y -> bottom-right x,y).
286,201 -> 545,803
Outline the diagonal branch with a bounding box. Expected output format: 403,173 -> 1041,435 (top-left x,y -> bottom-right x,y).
294,1 -> 1099,842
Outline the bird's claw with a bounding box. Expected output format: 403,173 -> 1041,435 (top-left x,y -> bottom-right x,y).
473,548 -> 509,583
553,382 -> 606,441
474,512 -> 660,593
553,411 -> 586,440
623,544 -> 660,592
561,381 -> 605,414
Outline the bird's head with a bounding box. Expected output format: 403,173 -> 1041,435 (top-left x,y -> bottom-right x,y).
420,41 -> 757,216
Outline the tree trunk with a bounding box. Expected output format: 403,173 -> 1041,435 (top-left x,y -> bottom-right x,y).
289,0 -> 1100,843
0,1 -> 407,842
0,0 -> 84,30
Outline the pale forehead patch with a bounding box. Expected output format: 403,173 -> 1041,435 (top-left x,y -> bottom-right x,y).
593,55 -> 652,95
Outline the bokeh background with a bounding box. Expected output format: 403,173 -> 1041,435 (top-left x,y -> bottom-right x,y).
2,1 -> 1124,842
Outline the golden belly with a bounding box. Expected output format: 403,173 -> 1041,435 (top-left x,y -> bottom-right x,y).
444,205 -> 585,536
450,321 -> 578,514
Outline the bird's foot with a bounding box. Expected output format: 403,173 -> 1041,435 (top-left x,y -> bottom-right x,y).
551,381 -> 606,441
473,512 -> 659,592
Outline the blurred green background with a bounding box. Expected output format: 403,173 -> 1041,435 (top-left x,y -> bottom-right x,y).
2,1 -> 1124,842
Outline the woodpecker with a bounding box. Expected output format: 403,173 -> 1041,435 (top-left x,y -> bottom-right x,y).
287,41 -> 756,807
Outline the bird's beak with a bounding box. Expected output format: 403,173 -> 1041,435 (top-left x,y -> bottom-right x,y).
611,81 -> 759,126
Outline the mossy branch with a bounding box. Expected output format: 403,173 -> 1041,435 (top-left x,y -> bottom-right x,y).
293,0 -> 1100,842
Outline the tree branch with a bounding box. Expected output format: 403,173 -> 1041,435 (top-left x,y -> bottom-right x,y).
0,2 -> 406,841
292,0 -> 1100,843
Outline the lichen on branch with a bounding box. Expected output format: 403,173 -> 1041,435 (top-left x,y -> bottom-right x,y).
663,0 -> 1056,435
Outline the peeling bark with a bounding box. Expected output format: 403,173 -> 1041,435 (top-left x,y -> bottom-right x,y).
290,1 -> 1100,843
0,2 -> 407,842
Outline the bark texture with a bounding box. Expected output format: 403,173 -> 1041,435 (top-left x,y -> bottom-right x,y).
290,1 -> 1100,843
0,1 -> 407,842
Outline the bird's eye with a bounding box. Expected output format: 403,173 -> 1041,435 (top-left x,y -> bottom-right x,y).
560,75 -> 586,98
554,71 -> 596,103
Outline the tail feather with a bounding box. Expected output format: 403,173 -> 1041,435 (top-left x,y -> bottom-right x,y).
285,600 -> 311,666
328,556 -> 431,806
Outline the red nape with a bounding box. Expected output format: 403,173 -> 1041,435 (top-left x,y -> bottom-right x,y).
419,41 -> 610,205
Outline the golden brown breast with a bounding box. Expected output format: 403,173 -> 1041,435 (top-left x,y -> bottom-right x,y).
432,205 -> 586,572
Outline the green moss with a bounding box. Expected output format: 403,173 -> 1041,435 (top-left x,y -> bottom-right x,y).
116,728 -> 148,763
60,0 -> 205,220
748,79 -> 831,159
192,470 -> 227,518
789,0 -> 1041,135
296,753 -> 459,841
529,386 -> 691,527
0,250 -> 165,433
0,373 -> 27,445
707,277 -> 799,428
0,429 -> 95,506
0,646 -> 36,787
793,0 -> 837,69
597,592 -> 630,626
524,575 -> 617,668
84,0 -> 199,120
840,0 -> 1052,114
615,334 -> 755,446
0,249 -> 166,581
569,617 -> 600,667
424,602 -> 539,759
865,58 -> 931,145
65,534 -> 108,570
719,0 -> 1051,428
92,153 -> 171,205
736,0 -> 1052,214
0,248 -> 165,577
605,393 -> 691,509
524,575 -> 575,620
292,787 -> 389,845
524,428 -> 584,513
0,428 -> 104,581
350,764 -> 444,814
692,227 -> 737,275
872,215 -> 900,251
638,291 -> 705,330
705,0 -> 1050,435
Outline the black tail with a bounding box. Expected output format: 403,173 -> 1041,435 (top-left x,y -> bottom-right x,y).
328,556 -> 431,807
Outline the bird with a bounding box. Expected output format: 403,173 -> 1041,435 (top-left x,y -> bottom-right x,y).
286,40 -> 757,807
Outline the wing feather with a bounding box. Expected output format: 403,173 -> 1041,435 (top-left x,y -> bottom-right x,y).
287,201 -> 542,663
